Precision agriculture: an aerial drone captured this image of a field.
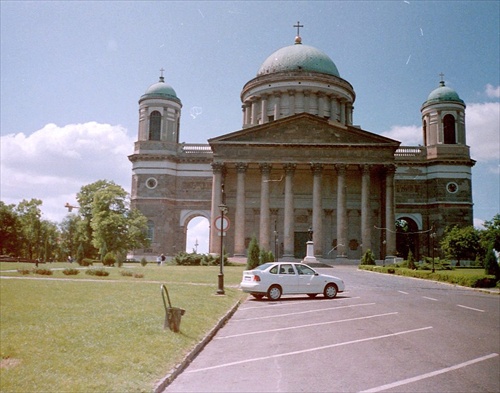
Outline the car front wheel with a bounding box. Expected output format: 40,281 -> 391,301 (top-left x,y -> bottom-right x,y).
324,283 -> 338,299
267,285 -> 282,300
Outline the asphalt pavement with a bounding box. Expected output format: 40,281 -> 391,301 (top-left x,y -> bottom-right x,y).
159,265 -> 500,393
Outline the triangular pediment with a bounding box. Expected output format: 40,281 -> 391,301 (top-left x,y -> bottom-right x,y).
208,113 -> 399,146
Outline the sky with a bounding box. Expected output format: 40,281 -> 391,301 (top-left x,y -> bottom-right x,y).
1,1 -> 499,254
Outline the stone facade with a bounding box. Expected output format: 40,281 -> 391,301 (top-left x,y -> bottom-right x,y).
129,38 -> 474,262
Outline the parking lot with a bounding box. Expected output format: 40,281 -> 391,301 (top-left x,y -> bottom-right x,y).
163,266 -> 499,392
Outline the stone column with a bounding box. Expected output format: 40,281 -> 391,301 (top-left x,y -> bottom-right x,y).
283,163 -> 296,258
260,94 -> 268,124
385,164 -> 396,257
311,163 -> 323,256
317,93 -> 325,118
259,163 -> 272,251
241,104 -> 246,127
340,101 -> 346,124
273,92 -> 281,120
304,90 -> 311,113
336,164 -> 347,257
288,90 -> 296,115
251,97 -> 258,125
330,97 -> 338,121
244,102 -> 251,126
361,164 -> 372,253
234,163 -> 248,256
209,162 -> 225,253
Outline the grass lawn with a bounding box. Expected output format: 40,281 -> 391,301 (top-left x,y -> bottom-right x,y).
0,263 -> 247,392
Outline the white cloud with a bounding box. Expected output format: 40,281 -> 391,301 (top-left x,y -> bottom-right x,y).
466,102 -> 500,161
485,84 -> 500,99
380,125 -> 422,145
0,122 -> 134,222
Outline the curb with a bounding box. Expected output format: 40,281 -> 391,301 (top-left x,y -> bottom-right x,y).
153,298 -> 243,393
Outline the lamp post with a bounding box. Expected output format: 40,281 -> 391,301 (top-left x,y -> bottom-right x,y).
274,221 -> 278,262
430,232 -> 436,273
217,184 -> 227,295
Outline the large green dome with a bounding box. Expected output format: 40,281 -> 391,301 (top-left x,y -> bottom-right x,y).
425,81 -> 464,105
257,41 -> 340,77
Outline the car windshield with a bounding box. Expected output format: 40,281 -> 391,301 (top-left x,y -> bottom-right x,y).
255,263 -> 274,271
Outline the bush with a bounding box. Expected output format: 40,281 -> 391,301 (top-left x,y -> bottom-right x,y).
32,268 -> 53,275
140,257 -> 148,267
407,250 -> 416,270
360,249 -> 376,266
246,237 -> 260,270
62,268 -> 80,276
133,273 -> 144,279
17,269 -> 31,275
85,268 -> 110,277
484,246 -> 500,280
173,251 -> 226,266
79,258 -> 94,267
120,270 -> 133,277
102,252 -> 116,267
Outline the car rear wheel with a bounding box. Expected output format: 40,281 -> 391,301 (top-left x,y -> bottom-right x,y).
267,285 -> 282,300
324,283 -> 338,299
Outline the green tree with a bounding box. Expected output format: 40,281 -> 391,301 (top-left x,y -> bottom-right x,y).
246,236 -> 260,269
407,250 -> 416,270
441,225 -> 481,266
16,199 -> 43,259
484,245 -> 500,280
59,214 -> 80,260
0,201 -> 21,256
77,180 -> 149,257
481,214 -> 500,252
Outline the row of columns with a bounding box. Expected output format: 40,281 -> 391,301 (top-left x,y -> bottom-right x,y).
210,162 -> 396,258
242,90 -> 353,127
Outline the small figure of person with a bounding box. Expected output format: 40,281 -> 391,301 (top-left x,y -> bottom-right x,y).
156,255 -> 161,266
160,254 -> 166,266
68,256 -> 73,263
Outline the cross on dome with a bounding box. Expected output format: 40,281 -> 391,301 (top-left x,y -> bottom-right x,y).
159,68 -> 165,82
294,21 -> 304,44
439,72 -> 445,86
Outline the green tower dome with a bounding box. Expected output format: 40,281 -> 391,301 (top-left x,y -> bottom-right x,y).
140,75 -> 181,104
424,80 -> 464,105
257,37 -> 340,77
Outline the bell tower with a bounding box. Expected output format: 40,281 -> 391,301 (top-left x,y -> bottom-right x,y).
136,69 -> 182,151
421,74 -> 467,160
419,75 -> 474,229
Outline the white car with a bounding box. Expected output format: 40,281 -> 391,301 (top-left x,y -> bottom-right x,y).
240,262 -> 345,300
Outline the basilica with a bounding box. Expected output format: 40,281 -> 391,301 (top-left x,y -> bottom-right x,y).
128,30 -> 474,262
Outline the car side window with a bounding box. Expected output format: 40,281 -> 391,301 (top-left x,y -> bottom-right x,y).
270,266 -> 278,274
296,265 -> 315,275
279,264 -> 294,274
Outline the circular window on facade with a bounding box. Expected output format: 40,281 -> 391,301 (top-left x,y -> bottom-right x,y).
446,182 -> 458,194
146,177 -> 158,189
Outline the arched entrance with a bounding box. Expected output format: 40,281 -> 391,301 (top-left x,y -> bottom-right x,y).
396,217 -> 420,260
185,216 -> 210,254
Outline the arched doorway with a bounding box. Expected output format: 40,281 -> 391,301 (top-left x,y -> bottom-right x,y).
185,216 -> 210,254
396,217 -> 420,260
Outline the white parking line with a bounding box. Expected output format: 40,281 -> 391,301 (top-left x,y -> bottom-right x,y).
187,326 -> 433,374
240,297 -> 361,311
235,302 -> 376,322
217,312 -> 398,340
423,296 -> 438,301
360,353 -> 499,392
398,290 -> 409,294
457,304 -> 485,312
